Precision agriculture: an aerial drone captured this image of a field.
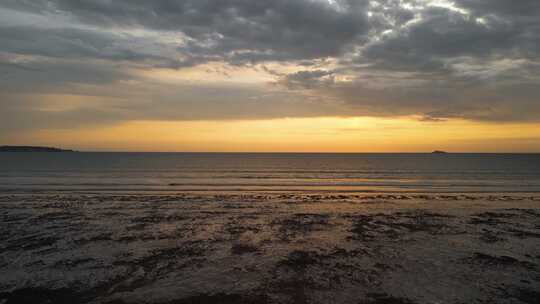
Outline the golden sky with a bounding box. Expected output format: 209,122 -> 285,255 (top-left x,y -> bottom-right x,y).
7,117 -> 540,152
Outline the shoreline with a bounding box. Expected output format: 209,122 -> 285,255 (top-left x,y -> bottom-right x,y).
2,190 -> 540,196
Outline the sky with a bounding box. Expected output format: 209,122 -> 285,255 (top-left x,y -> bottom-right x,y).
1,0 -> 539,152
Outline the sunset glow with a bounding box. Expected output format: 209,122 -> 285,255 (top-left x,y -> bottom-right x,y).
6,117 -> 539,152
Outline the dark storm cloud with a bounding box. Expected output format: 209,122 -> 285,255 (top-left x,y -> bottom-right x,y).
361,7 -> 520,72
1,0 -> 370,64
360,2 -> 540,71
0,0 -> 51,13
455,0 -> 540,17
332,1 -> 540,122
0,57 -> 135,92
3,1 -> 537,69
0,0 -> 539,132
328,78 -> 540,122
455,0 -> 540,58
0,26 -> 174,65
68,0 -> 368,61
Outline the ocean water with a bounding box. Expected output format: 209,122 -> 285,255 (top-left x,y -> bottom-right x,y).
0,153 -> 539,193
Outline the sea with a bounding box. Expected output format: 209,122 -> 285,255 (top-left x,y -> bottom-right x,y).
0,153 -> 539,194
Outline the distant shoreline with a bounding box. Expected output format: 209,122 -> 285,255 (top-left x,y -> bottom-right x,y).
0,146 -> 75,152
1,148 -> 537,154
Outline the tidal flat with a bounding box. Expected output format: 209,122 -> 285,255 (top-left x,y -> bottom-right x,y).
0,193 -> 539,304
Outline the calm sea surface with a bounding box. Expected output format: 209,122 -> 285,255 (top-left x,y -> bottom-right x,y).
0,153 -> 539,193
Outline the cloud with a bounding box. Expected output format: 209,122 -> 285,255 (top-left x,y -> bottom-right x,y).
1,0 -> 370,65
0,0 -> 539,136
455,0 -> 540,17
0,56 -> 136,93
1,27 -> 146,61
360,7 -> 520,72
278,70 -> 335,89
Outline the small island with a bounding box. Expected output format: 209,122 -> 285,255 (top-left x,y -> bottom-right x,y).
432,150 -> 448,154
0,146 -> 75,152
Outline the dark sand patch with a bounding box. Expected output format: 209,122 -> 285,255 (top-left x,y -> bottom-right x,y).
464,252 -> 537,269
479,229 -> 506,243
162,293 -> 270,304
348,211 -> 461,241
231,243 -> 259,255
361,293 -> 417,304
497,286 -> 540,304
273,213 -> 331,241
0,287 -> 80,304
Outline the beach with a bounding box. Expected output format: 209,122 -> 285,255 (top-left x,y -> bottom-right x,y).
1,192 -> 539,304
3,0 -> 540,301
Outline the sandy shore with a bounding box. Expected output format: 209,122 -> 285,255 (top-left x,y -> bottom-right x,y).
0,193 -> 539,303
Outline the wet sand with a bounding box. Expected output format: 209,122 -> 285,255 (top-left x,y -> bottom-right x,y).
0,193 -> 539,303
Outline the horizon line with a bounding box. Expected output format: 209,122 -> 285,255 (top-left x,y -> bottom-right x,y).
2,146 -> 539,154
28,151 -> 540,154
